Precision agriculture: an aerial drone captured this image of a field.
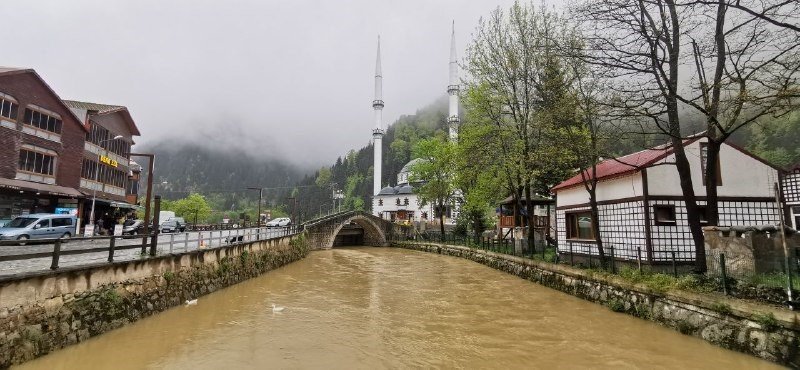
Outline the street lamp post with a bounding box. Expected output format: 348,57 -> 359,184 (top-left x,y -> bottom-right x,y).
88,135 -> 123,235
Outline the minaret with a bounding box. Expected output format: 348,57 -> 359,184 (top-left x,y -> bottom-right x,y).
372,36 -> 385,196
447,22 -> 460,142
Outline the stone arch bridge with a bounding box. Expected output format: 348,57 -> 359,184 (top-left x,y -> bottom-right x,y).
303,211 -> 395,250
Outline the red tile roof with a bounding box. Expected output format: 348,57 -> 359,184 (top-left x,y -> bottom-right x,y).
552,141 -> 682,192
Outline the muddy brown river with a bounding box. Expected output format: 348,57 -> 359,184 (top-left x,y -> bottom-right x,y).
18,247 -> 781,369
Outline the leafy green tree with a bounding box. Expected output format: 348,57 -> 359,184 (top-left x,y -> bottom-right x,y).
463,3 -> 576,248
410,135 -> 457,240
315,167 -> 332,188
172,193 -> 212,224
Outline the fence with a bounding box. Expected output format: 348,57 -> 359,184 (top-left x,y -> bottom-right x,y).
0,224 -> 303,277
393,231 -> 800,308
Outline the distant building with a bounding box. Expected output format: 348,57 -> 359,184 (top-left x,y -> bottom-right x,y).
782,163 -> 800,230
551,137 -> 783,264
64,100 -> 142,229
0,67 -> 87,225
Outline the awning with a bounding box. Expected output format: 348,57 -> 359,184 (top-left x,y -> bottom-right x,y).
110,201 -> 144,211
0,178 -> 83,198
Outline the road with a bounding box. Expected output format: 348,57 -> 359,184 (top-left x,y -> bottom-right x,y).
0,227 -> 293,278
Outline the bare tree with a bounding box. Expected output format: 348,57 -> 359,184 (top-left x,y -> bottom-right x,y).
574,0 -> 799,272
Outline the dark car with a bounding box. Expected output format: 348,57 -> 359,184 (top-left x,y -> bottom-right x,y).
160,220 -> 179,233
172,217 -> 187,232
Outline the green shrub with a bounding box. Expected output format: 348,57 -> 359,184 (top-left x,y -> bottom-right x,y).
162,271 -> 175,282
607,299 -> 625,312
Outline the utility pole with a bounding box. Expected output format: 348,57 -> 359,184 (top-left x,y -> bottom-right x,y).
247,187 -> 264,226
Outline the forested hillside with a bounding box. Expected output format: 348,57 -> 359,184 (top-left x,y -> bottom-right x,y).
138,141 -> 304,222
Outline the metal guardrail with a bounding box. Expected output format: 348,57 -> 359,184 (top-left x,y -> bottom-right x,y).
0,224 -> 304,276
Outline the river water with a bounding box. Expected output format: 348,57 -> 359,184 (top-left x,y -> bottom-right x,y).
19,247 -> 780,369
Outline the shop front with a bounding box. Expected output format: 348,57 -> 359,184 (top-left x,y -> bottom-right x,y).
79,196 -> 143,235
0,178 -> 83,226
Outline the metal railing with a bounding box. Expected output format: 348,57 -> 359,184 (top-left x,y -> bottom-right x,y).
0,224 -> 304,277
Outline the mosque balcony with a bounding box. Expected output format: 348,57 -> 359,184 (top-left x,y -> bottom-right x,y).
372,100 -> 384,108
447,85 -> 460,94
447,115 -> 460,124
372,128 -> 385,135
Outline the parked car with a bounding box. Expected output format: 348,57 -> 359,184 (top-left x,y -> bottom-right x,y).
122,219 -> 145,235
0,214 -> 77,244
266,217 -> 292,228
160,220 -> 179,233
171,217 -> 187,232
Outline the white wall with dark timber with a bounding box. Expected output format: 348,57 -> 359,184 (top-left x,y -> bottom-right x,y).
555,172 -> 643,208
647,139 -> 780,197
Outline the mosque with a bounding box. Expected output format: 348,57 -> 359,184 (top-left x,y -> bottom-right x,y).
371,25 -> 461,224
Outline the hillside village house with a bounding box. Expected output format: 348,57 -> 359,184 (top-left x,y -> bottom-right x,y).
551,137 -> 784,265
0,68 -> 87,226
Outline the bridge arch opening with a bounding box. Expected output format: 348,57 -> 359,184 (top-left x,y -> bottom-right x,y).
328,215 -> 388,249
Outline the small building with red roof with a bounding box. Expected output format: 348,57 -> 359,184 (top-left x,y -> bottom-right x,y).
551,137 -> 784,265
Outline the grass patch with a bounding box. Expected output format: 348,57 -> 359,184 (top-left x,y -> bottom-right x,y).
614,267 -> 718,294
741,272 -> 800,290
710,301 -> 733,315
753,312 -> 779,332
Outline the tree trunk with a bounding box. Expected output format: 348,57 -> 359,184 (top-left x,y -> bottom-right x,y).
588,181 -> 605,268
672,137 -> 706,272
438,203 -> 446,242
524,184 -> 536,253
704,139 -> 721,226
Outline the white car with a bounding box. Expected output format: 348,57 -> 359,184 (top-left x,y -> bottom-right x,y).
265,218 -> 292,228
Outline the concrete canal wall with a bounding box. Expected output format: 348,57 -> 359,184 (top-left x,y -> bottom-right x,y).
0,234 -> 309,368
393,242 -> 800,367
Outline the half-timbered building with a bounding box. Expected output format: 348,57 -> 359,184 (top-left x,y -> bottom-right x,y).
551,137 -> 784,265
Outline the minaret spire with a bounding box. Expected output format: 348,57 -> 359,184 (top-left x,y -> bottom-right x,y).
447,21 -> 460,142
372,35 -> 385,198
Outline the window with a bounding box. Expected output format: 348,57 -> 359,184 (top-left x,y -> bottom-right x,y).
378,199 -> 383,206
403,198 -> 409,206
18,149 -> 56,176
566,211 -> 595,240
654,205 -> 677,225
697,206 -> 709,224
396,198 -> 401,206
22,108 -> 62,134
81,159 -> 127,188
700,143 -> 722,186
35,219 -> 49,229
0,94 -> 19,120
87,123 -> 130,157
52,217 -> 73,227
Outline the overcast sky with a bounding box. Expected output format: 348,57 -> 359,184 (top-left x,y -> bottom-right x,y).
1,0 -> 538,168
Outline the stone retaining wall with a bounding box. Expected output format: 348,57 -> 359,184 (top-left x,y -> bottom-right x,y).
393,242 -> 800,367
0,234 -> 309,368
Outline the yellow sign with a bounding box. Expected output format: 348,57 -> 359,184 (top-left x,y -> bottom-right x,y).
99,155 -> 118,168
